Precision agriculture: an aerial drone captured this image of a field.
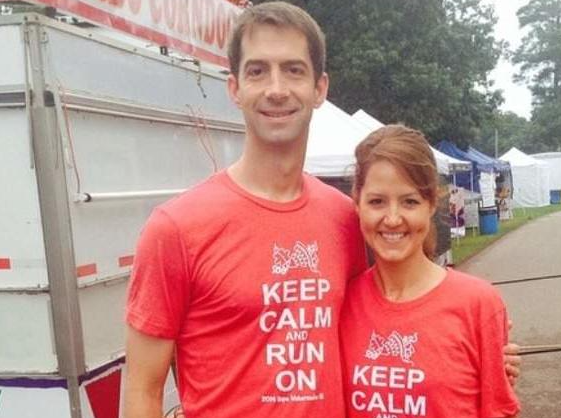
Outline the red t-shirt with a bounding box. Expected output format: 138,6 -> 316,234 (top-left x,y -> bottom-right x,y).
340,267 -> 520,418
126,171 -> 366,418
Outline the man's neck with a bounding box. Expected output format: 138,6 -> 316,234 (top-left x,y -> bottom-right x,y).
227,141 -> 307,203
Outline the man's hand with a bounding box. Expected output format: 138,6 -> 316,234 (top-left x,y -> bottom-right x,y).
503,343 -> 521,386
164,405 -> 184,418
504,320 -> 521,386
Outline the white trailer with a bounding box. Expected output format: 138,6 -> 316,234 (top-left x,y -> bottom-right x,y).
0,13 -> 244,417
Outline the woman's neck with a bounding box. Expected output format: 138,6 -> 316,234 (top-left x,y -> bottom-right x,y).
374,254 -> 446,302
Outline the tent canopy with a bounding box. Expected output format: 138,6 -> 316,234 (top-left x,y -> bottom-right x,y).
351,110 -> 471,176
305,101 -> 371,177
532,152 -> 561,190
306,105 -> 472,178
438,141 -> 494,171
466,146 -> 510,172
500,147 -> 550,207
437,140 -> 500,192
352,109 -> 385,132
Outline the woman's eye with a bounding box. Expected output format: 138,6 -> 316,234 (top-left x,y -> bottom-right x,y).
405,199 -> 420,206
368,199 -> 383,206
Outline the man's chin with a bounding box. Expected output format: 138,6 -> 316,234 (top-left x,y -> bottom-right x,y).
259,130 -> 306,146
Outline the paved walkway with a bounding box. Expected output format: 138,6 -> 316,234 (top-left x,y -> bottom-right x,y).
458,211 -> 561,418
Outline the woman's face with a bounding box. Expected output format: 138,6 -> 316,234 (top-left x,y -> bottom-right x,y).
356,159 -> 435,264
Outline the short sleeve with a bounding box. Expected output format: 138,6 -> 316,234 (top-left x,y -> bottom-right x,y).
125,208 -> 190,339
479,293 -> 520,418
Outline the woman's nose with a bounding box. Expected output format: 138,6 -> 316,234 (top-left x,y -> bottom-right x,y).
383,208 -> 403,227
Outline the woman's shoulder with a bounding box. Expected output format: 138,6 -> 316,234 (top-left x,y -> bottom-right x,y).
445,268 -> 505,309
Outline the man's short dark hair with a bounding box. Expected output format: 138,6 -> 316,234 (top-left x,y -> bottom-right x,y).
227,1 -> 326,82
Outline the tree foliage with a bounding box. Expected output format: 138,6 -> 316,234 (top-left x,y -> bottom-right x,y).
474,111 -> 532,156
253,0 -> 504,146
513,0 -> 561,151
514,0 -> 561,102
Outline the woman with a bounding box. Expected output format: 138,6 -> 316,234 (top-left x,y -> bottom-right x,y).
340,125 -> 520,418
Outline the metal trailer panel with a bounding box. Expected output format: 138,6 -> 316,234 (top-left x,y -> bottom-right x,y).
78,279 -> 127,369
0,26 -> 26,86
0,108 -> 49,289
66,110 -> 243,371
0,293 -> 57,373
0,362 -> 180,418
41,24 -> 241,122
65,109 -> 243,290
0,386 -> 72,418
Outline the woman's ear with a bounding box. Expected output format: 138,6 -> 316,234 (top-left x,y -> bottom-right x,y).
430,201 -> 438,218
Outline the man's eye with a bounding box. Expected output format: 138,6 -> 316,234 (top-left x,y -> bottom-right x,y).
289,66 -> 304,75
247,67 -> 263,77
368,199 -> 383,206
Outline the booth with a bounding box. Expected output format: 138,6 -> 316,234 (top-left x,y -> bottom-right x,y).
532,152 -> 561,204
500,148 -> 550,207
466,146 -> 514,219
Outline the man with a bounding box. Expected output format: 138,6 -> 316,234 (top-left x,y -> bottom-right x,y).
124,3 -> 519,418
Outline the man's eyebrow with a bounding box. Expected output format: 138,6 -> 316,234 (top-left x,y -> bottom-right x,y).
281,59 -> 308,67
242,59 -> 268,69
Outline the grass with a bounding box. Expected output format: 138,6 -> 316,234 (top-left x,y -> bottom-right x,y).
452,204 -> 561,266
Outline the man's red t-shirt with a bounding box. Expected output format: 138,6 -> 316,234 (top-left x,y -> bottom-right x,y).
126,171 -> 366,418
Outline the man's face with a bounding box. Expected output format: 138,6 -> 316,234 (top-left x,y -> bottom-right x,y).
228,24 -> 328,148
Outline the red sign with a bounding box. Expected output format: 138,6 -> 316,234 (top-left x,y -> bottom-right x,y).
3,0 -> 242,67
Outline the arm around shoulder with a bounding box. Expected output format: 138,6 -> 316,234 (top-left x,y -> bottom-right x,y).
477,288 -> 521,418
124,325 -> 176,418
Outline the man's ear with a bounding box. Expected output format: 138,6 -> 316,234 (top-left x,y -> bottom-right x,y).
314,72 -> 329,108
227,74 -> 241,108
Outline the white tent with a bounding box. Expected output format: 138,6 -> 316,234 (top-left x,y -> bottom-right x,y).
306,104 -> 471,177
351,109 -> 471,176
352,109 -> 385,132
305,101 -> 371,177
500,147 -> 550,207
532,152 -> 561,190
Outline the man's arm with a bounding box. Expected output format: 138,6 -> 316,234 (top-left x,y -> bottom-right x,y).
124,326 -> 176,418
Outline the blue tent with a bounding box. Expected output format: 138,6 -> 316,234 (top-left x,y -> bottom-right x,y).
466,146 -> 511,172
436,140 -> 483,191
467,146 -> 513,202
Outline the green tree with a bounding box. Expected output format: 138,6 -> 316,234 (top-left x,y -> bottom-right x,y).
514,0 -> 561,151
474,111 -> 532,156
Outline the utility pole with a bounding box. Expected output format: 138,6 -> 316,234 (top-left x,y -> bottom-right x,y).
494,128 -> 498,158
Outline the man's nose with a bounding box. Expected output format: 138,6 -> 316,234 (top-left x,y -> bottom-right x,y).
265,70 -> 289,101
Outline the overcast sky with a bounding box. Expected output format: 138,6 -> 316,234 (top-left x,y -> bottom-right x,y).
487,0 -> 532,119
